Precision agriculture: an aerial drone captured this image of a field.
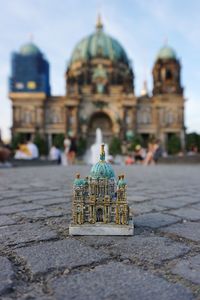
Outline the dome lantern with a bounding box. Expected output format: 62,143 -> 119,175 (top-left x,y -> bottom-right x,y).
156,45 -> 177,61
96,14 -> 103,31
20,42 -> 41,56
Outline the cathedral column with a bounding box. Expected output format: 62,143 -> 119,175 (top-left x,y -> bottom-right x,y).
159,132 -> 166,150
180,130 -> 185,151
72,107 -> 78,136
48,134 -> 52,150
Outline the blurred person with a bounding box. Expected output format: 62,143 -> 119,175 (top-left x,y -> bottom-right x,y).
125,154 -> 135,165
49,145 -> 61,164
68,136 -> 77,165
14,141 -> 31,159
27,140 -> 39,159
121,141 -> 127,155
187,145 -> 198,156
178,151 -> 184,157
63,135 -> 71,165
143,143 -> 155,165
134,144 -> 145,163
107,154 -> 114,164
153,139 -> 163,163
0,141 -> 11,164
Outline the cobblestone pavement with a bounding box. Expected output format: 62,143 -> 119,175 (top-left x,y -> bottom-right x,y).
0,165 -> 200,300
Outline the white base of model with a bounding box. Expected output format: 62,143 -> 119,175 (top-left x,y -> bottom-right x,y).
69,218 -> 134,236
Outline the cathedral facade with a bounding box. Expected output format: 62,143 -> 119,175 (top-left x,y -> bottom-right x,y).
9,16 -> 185,151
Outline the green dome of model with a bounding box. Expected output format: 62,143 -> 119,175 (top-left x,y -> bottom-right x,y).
20,42 -> 41,56
156,45 -> 176,60
90,145 -> 115,179
70,15 -> 129,65
74,174 -> 85,186
118,175 -> 126,188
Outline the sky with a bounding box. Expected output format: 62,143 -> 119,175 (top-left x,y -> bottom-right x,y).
0,0 -> 200,141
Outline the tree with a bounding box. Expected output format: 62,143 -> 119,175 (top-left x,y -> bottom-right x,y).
167,134 -> 181,155
52,134 -> 65,150
77,137 -> 87,156
34,133 -> 48,156
11,133 -> 26,150
128,134 -> 143,151
186,132 -> 200,152
109,137 -> 121,156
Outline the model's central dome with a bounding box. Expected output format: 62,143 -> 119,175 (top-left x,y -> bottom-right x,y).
69,16 -> 129,65
90,144 -> 115,179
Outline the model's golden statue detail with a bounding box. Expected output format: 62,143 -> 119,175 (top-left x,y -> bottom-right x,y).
69,144 -> 134,235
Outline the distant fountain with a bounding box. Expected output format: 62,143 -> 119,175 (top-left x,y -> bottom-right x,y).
85,128 -> 109,164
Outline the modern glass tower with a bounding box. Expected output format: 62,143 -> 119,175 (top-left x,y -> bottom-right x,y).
9,42 -> 50,95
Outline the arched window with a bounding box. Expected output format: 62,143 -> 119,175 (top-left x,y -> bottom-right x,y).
166,69 -> 173,80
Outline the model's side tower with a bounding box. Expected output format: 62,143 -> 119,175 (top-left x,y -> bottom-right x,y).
116,175 -> 129,225
73,174 -> 85,224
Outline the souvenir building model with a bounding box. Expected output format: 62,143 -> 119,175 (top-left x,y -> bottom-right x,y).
69,145 -> 134,235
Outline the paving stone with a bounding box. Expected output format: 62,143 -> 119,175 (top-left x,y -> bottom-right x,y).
50,262 -> 194,300
18,194 -> 53,202
152,198 -> 195,209
0,215 -> 16,226
167,208 -> 200,221
2,283 -> 55,300
78,236 -> 121,247
131,201 -> 165,215
37,191 -> 70,199
16,207 -> 65,219
0,256 -> 14,294
0,223 -> 58,246
172,254 -> 200,285
0,203 -> 43,215
0,165 -> 200,299
162,196 -> 200,204
0,190 -> 21,198
134,212 -> 181,228
106,234 -> 190,265
161,222 -> 200,242
127,195 -> 151,202
15,239 -> 109,275
0,198 -> 26,207
191,202 -> 200,210
34,197 -> 67,206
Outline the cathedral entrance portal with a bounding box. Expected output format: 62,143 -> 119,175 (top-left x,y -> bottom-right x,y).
96,208 -> 103,222
88,112 -> 113,145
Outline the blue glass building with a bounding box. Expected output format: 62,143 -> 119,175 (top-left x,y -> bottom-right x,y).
9,42 -> 51,95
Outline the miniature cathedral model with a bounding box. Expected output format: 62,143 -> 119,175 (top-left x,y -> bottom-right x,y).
69,145 -> 134,235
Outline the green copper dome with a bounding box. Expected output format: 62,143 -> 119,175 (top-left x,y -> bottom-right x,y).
70,16 -> 129,65
20,42 -> 41,56
90,145 -> 115,179
156,46 -> 176,60
118,176 -> 126,188
74,174 -> 85,186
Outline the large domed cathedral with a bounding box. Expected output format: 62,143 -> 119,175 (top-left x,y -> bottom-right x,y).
9,16 -> 185,151
66,16 -> 134,144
